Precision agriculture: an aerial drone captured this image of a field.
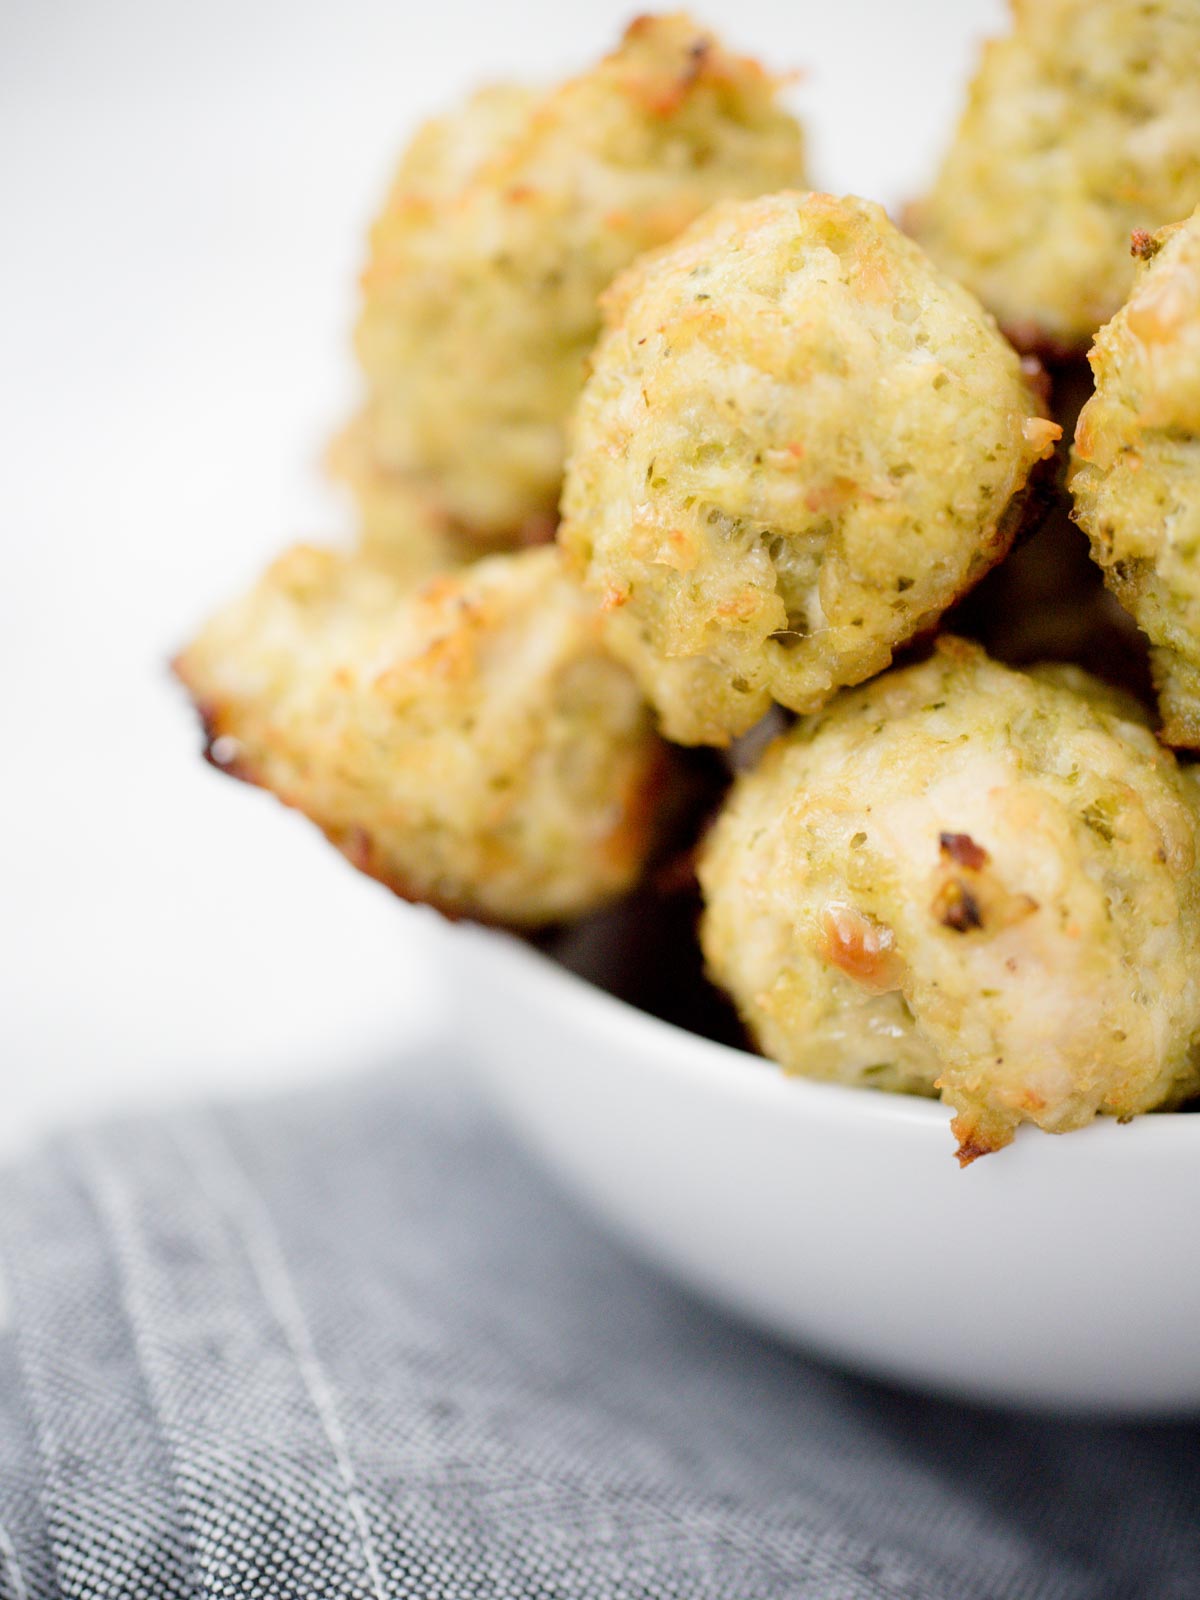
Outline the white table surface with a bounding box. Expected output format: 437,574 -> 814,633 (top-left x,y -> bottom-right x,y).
0,0 -> 1003,1163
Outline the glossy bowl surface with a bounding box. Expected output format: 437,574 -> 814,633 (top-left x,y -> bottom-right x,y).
456,920 -> 1200,1416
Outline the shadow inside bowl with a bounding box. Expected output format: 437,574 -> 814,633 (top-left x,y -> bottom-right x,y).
535,883 -> 750,1054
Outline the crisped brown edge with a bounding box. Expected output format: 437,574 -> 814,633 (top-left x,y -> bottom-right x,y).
172,653 -> 681,932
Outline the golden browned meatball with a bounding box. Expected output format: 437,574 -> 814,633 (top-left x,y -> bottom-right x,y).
1071,207 -> 1200,747
346,13 -> 807,555
560,191 -> 1057,747
909,0 -> 1200,356
326,419 -> 464,574
175,544 -> 671,927
698,639 -> 1200,1163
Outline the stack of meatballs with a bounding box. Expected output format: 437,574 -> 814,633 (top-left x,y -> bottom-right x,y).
178,3 -> 1200,1164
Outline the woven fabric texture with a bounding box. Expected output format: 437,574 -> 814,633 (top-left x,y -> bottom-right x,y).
1,1064 -> 1198,1600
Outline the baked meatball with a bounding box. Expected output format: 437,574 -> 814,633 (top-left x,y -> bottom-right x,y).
560,191 -> 1058,746
1071,208 -> 1200,747
347,13 -> 807,554
908,0 -> 1200,357
327,419 -> 464,574
175,545 -> 670,927
698,638 -> 1200,1163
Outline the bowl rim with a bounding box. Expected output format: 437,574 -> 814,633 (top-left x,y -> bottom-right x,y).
455,916 -> 1200,1153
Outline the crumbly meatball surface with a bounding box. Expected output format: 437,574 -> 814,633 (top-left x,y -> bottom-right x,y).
348,12 -> 807,551
909,0 -> 1200,356
1071,207 -> 1200,747
175,545 -> 670,927
698,639 -> 1200,1162
560,191 -> 1057,746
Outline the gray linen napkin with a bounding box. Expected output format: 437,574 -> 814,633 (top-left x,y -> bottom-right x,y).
1,1059 -> 1197,1600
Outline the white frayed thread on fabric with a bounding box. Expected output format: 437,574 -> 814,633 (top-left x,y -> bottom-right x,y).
169,1116 -> 389,1600
0,1518 -> 29,1600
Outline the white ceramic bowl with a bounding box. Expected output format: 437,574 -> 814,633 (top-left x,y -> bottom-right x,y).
456,919 -> 1200,1417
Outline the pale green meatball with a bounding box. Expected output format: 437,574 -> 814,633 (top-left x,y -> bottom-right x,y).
909,0 -> 1200,355
1071,207 -> 1200,747
560,192 -> 1057,746
698,639 -> 1200,1163
347,13 -> 807,554
176,546 -> 670,928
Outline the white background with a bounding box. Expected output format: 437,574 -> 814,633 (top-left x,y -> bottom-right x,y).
0,0 -> 1003,1157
